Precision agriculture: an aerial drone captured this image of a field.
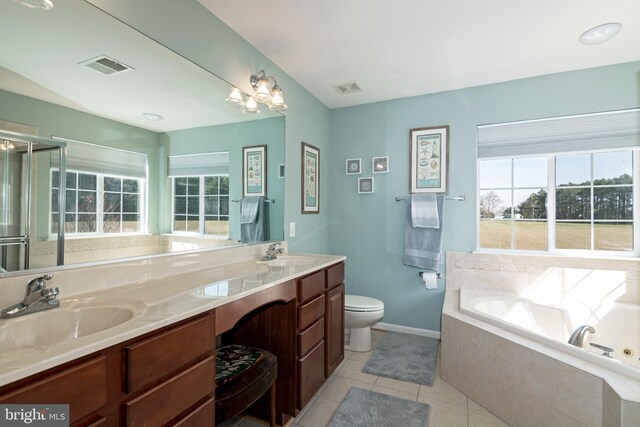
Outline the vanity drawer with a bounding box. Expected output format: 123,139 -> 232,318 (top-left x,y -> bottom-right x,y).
173,397 -> 214,427
299,294 -> 325,331
325,262 -> 344,290
125,313 -> 215,392
125,356 -> 215,426
0,356 -> 108,424
297,340 -> 325,409
298,317 -> 325,356
297,270 -> 325,303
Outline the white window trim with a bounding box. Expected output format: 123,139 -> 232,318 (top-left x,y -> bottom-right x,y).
49,169 -> 146,237
477,150 -> 639,257
170,175 -> 230,238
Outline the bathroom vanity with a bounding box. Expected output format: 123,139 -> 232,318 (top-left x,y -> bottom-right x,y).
0,244 -> 345,426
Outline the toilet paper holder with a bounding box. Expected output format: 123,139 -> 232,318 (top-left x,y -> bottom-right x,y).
418,271 -> 441,279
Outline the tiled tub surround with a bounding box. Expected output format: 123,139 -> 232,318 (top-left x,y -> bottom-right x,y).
461,290 -> 640,377
28,234 -> 240,268
0,241 -> 345,386
442,252 -> 640,426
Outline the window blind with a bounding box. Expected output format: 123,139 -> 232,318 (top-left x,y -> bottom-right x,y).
167,152 -> 229,177
477,108 -> 640,158
50,137 -> 147,179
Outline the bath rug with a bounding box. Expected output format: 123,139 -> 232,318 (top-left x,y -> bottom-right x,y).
327,387 -> 430,427
362,331 -> 439,386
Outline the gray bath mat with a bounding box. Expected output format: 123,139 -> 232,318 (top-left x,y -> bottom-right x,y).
362,331 -> 439,386
328,387 -> 430,427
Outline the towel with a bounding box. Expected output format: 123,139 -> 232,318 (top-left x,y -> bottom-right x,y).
240,197 -> 268,243
240,197 -> 261,224
411,193 -> 439,228
403,194 -> 445,270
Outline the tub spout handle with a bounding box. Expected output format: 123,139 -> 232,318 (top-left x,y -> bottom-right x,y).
589,343 -> 613,358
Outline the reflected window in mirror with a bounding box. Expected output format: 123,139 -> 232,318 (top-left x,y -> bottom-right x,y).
51,170 -> 144,235
172,175 -> 230,237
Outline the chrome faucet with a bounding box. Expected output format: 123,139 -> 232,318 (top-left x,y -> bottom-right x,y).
1,274 -> 60,319
261,243 -> 284,261
568,324 -> 595,347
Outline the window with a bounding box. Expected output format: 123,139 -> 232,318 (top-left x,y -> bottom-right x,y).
51,170 -> 144,235
477,109 -> 640,255
172,175 -> 229,237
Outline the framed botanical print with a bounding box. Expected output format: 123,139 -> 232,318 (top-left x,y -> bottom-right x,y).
301,142 -> 320,214
242,144 -> 267,197
409,125 -> 449,194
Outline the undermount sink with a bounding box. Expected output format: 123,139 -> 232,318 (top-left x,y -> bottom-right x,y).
257,256 -> 315,267
0,297 -> 146,352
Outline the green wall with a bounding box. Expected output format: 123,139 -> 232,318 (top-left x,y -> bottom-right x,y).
0,89 -> 162,239
329,61 -> 640,331
90,0 -> 333,254
165,117 -> 285,241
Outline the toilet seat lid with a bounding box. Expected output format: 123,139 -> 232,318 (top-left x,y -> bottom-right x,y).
345,295 -> 384,312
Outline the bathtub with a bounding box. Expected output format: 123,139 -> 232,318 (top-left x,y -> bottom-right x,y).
459,289 -> 640,381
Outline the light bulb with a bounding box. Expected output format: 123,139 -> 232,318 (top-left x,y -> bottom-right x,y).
225,87 -> 244,107
242,96 -> 260,114
254,78 -> 272,103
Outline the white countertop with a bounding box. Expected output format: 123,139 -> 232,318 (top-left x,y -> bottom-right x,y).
0,252 -> 345,387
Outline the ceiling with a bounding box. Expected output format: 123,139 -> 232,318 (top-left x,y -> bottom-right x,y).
0,0 -> 279,133
199,0 -> 640,109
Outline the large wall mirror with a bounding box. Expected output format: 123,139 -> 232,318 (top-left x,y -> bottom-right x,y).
0,0 -> 285,275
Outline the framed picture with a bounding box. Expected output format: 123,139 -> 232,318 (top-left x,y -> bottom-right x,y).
372,156 -> 389,173
301,142 -> 320,214
358,177 -> 374,194
346,158 -> 362,175
242,144 -> 267,197
409,125 -> 449,194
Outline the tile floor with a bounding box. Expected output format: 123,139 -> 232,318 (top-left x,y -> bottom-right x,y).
222,330 -> 510,427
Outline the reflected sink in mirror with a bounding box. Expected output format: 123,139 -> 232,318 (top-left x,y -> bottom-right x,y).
0,298 -> 146,352
257,256 -> 315,267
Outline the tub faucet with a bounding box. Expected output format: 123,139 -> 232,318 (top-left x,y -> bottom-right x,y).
0,274 -> 60,319
261,243 -> 284,261
568,324 -> 595,347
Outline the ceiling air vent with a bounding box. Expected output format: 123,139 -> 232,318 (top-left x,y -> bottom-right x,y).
79,55 -> 133,75
332,80 -> 363,95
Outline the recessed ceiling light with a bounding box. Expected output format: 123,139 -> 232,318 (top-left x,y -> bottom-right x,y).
579,23 -> 622,45
12,0 -> 53,10
142,113 -> 163,121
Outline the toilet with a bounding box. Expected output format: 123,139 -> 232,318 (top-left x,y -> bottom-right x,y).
344,295 -> 385,352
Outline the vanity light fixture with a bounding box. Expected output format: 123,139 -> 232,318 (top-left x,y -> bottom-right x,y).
579,22 -> 622,45
142,112 -> 163,121
225,87 -> 245,107
249,70 -> 287,111
242,95 -> 260,114
12,0 -> 53,10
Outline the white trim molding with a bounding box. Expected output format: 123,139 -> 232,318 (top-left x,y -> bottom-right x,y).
373,322 -> 441,339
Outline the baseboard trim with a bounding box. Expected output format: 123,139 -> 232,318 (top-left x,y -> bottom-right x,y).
373,322 -> 441,339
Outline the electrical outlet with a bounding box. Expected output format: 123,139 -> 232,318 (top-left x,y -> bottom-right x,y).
289,222 -> 296,238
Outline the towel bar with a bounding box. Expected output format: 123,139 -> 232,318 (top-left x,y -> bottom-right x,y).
395,195 -> 465,202
232,198 -> 276,203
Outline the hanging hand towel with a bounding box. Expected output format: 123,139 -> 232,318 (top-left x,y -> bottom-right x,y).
403,194 -> 445,270
411,193 -> 439,228
240,197 -> 261,224
241,197 -> 267,243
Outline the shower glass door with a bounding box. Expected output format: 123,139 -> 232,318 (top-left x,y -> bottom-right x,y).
0,131 -> 66,273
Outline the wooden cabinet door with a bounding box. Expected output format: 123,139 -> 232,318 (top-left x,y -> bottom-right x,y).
325,284 -> 344,377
